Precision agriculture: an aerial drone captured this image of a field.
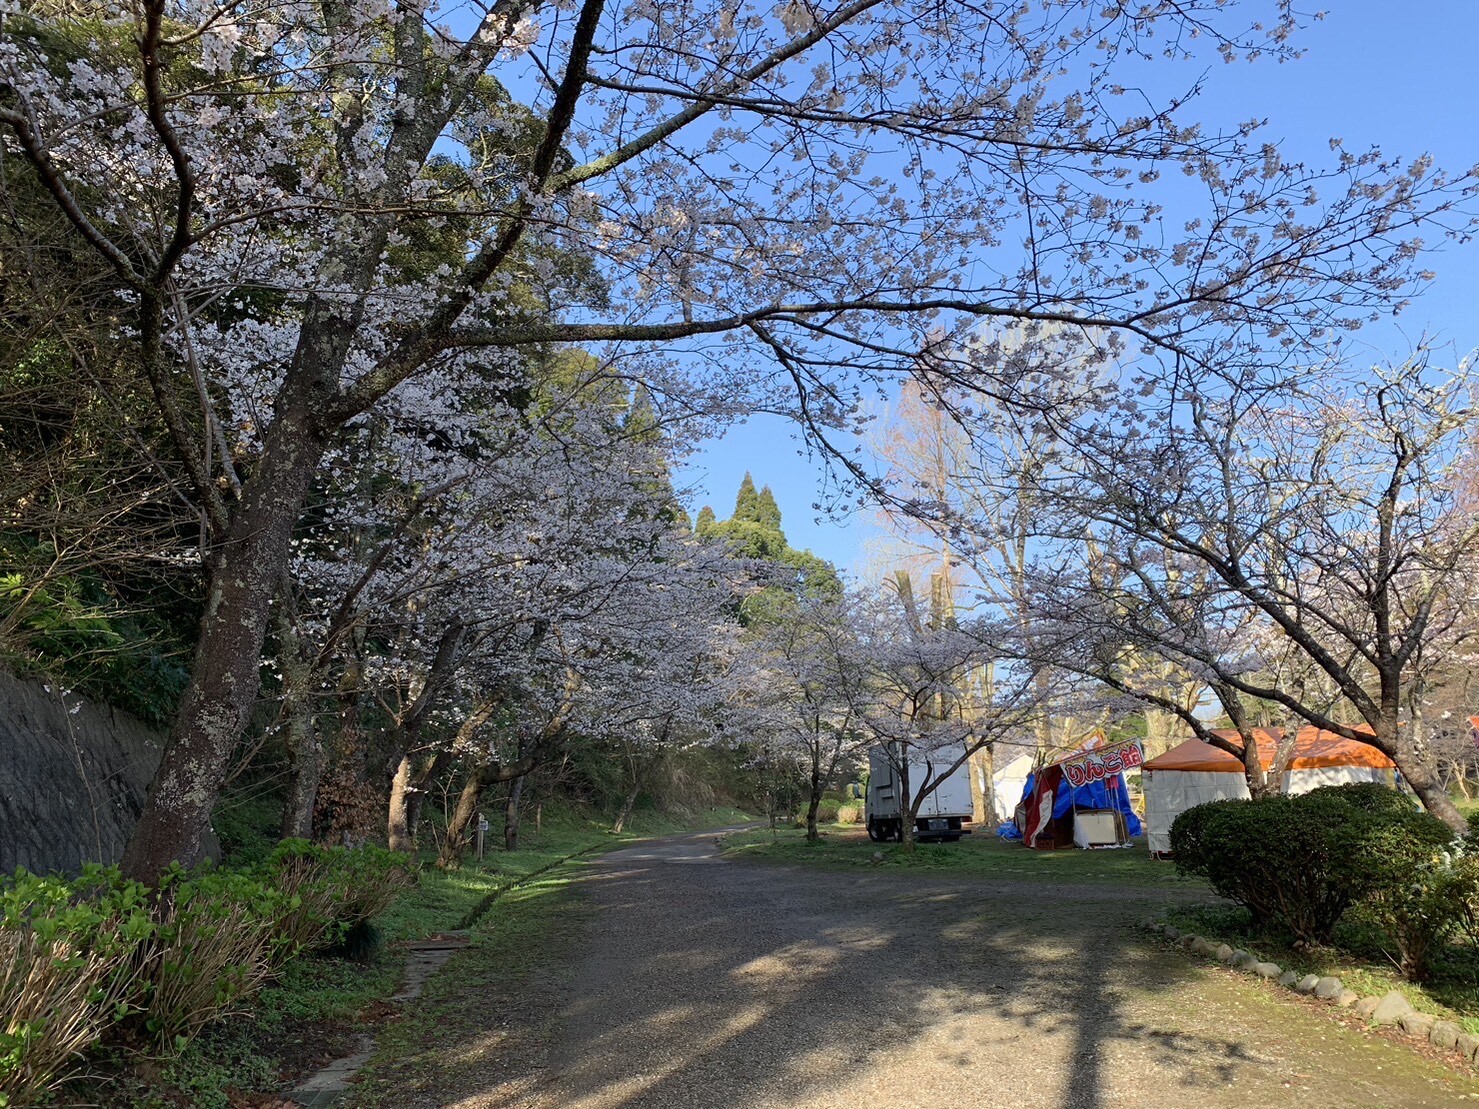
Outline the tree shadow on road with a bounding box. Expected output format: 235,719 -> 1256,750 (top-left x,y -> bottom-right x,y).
534,836 -> 1437,1109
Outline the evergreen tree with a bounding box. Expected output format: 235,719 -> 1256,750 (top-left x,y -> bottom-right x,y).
700,475 -> 840,620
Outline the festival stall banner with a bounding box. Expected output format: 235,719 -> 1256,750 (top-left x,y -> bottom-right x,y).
1060,739 -> 1144,789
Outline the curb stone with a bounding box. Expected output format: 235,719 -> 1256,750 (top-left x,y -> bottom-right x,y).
1294,974 -> 1320,994
1254,962 -> 1282,979
1313,977 -> 1343,1000
1277,970 -> 1300,988
1431,1021 -> 1463,1052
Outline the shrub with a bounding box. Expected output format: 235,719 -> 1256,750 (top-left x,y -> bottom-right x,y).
260,841 -> 414,954
815,800 -> 842,824
136,866 -> 295,1052
836,803 -> 863,825
1170,784 -> 1456,947
0,867 -> 154,1104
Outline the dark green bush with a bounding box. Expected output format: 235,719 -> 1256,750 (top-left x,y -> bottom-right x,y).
1170,784 -> 1456,947
815,799 -> 842,824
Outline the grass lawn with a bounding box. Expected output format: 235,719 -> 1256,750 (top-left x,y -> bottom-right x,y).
721,822 -> 1204,889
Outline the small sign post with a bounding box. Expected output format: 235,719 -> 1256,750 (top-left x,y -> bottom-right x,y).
476,813 -> 489,862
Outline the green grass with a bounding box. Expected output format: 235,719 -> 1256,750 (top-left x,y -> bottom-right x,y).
721,824 -> 1204,889
1163,900 -> 1479,1028
346,870 -> 591,1107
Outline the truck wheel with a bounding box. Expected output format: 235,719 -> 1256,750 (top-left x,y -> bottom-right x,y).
892,821 -> 904,843
866,820 -> 880,842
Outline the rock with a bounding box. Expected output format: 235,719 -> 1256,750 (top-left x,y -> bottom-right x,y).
1313,977 -> 1343,1000
1254,962 -> 1282,979
1277,970 -> 1300,987
1399,1011 -> 1435,1039
1294,974 -> 1320,994
1191,938 -> 1216,956
1354,996 -> 1381,1019
1179,933 -> 1199,949
1229,948 -> 1250,965
1232,953 -> 1260,971
871,851 -> 884,863
1163,926 -> 1181,941
1457,1032 -> 1479,1060
1431,1021 -> 1463,1052
1336,990 -> 1360,1008
1215,944 -> 1234,962
1371,991 -> 1414,1025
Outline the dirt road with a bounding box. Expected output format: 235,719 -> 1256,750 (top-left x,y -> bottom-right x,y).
354,830 -> 1479,1108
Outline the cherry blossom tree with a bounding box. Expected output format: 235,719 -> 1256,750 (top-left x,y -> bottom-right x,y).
1,0 -> 1472,876
1031,356 -> 1479,828
742,593 -> 865,841
845,576 -> 1041,851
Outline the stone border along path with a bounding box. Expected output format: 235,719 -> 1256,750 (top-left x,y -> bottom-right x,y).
288,844 -> 607,1108
1144,921 -> 1479,1066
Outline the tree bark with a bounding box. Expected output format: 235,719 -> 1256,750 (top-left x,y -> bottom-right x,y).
386,622 -> 467,852
438,762 -> 485,869
274,590 -> 320,841
121,403 -> 327,880
612,780 -> 642,835
804,742 -> 824,843
504,775 -> 526,851
1403,759 -> 1466,831
278,699 -> 319,840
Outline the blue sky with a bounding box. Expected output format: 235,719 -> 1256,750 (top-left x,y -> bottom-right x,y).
675,3 -> 1479,574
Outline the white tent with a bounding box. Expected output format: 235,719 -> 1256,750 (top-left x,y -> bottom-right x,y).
991,754 -> 1034,823
1142,727 -> 1397,855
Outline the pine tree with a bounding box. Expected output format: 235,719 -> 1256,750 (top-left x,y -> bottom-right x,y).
733,472 -> 762,521
695,505 -> 717,535
755,485 -> 783,531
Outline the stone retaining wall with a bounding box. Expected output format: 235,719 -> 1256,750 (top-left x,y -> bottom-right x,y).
0,670 -> 164,875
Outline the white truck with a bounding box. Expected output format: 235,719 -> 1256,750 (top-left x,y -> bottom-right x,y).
864,744 -> 974,843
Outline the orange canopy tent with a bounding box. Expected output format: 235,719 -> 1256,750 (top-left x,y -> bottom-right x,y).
1142,726 -> 1395,855
1144,726 -> 1395,774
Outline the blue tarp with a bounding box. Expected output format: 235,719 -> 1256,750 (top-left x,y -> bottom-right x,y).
1013,769 -> 1143,837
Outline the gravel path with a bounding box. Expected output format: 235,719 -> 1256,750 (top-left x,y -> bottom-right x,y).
384,829 -> 1479,1108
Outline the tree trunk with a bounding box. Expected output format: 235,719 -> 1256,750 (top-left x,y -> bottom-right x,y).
386,754 -> 416,853
121,405 -> 327,881
504,775 -> 526,851
898,752 -> 914,854
274,597 -> 320,842
437,762 -> 485,869
967,745 -> 996,828
278,698 -> 319,840
805,748 -> 823,843
612,780 -> 642,835
1404,760 -> 1467,832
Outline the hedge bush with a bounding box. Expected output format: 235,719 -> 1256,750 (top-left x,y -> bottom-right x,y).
1170,784 -> 1456,948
